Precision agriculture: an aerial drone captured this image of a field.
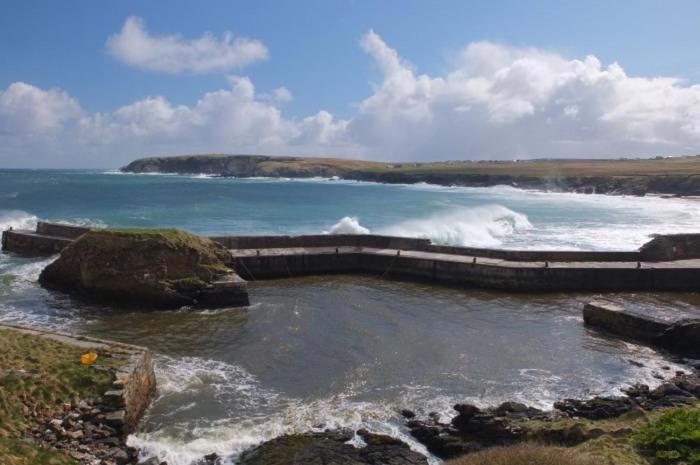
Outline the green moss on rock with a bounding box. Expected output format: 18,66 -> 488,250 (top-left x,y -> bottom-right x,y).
39,228 -> 233,308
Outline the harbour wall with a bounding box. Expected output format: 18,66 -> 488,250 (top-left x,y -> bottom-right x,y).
3,223 -> 700,292
583,302 -> 700,358
4,223 -> 700,263
212,234 -> 643,262
228,247 -> 700,292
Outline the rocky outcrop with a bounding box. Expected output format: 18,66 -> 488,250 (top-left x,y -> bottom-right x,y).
121,154 -> 700,197
236,430 -> 427,465
39,228 -> 248,309
406,370 -> 700,459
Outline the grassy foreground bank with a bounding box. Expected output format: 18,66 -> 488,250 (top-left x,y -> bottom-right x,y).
0,328 -> 122,465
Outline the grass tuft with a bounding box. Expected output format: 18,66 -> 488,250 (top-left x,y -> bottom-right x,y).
446,443 -> 599,465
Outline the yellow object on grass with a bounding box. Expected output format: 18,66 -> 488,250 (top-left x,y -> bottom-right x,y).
80,352 -> 98,365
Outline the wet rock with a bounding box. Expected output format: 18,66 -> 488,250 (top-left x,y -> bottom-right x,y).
554,396 -> 634,420
493,401 -> 545,420
193,452 -> 223,465
400,409 -> 416,419
137,458 -> 165,465
237,430 -> 428,465
138,458 -> 166,465
407,420 -> 478,458
657,319 -> 700,358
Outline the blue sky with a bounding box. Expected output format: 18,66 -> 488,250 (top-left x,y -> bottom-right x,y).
2,0 -> 700,167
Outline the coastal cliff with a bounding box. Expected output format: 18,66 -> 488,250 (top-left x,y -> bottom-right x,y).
121,154 -> 700,196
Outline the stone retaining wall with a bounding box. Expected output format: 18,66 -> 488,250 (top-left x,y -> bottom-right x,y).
0,323 -> 155,435
582,302 -> 670,342
4,222 -> 700,263
233,249 -> 700,292
582,302 -> 700,358
1,230 -> 73,256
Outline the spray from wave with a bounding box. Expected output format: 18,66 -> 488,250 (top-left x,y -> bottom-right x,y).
324,205 -> 532,247
0,210 -> 38,231
324,217 -> 370,235
129,356 -> 434,465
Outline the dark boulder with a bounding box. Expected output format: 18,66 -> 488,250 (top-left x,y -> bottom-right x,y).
237,430 -> 427,465
554,396 -> 634,420
493,401 -> 546,420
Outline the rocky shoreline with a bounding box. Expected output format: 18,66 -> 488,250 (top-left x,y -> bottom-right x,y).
403,366 -> 700,461
31,396 -> 145,465
120,363 -> 699,465
121,154 -> 700,197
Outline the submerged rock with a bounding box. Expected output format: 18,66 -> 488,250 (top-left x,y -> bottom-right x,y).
553,396 -> 635,420
39,228 -> 248,308
237,430 -> 427,465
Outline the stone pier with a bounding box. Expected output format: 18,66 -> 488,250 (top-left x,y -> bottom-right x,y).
583,302 -> 700,358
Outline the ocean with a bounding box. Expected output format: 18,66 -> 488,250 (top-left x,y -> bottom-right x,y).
1,169 -> 699,464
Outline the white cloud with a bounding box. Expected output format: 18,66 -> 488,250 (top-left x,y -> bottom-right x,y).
3,30 -> 700,167
0,82 -> 81,135
348,33 -> 700,160
106,17 -> 268,74
259,87 -> 293,104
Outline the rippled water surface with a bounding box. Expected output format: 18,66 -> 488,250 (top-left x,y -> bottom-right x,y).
1,170 -> 699,464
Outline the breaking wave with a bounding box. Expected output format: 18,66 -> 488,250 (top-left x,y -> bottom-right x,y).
0,210 -> 38,231
325,216 -> 370,235
129,356 -> 434,465
324,205 -> 532,247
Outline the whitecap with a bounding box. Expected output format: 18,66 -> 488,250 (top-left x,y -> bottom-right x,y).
0,210 -> 38,231
324,217 -> 371,235
379,205 -> 532,247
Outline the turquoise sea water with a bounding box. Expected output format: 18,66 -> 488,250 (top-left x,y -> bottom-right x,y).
1,170 -> 699,464
2,169 -> 700,249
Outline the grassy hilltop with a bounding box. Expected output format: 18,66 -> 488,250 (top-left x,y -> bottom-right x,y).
122,154 -> 700,196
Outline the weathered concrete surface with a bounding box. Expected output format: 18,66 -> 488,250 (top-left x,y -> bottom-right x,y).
583,302 -> 670,343
213,234 -> 641,262
36,221 -> 91,239
0,323 -> 156,435
583,302 -> 700,358
5,223 -> 700,292
230,245 -> 700,292
1,221 -> 90,256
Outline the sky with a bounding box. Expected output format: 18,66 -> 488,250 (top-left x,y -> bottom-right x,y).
1,0 -> 700,168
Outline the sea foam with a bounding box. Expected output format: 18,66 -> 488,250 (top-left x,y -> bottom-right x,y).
324,205 -> 532,247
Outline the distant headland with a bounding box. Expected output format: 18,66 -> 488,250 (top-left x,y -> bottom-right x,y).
121,154 -> 700,197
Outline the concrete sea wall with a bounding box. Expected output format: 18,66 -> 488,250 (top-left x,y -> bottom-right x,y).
1,222 -> 90,256
583,302 -> 700,358
212,234 -> 642,262
228,246 -> 700,292
4,223 -> 700,292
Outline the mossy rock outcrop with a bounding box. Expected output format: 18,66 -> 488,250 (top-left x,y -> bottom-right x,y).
39,228 -> 245,308
237,430 -> 428,465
